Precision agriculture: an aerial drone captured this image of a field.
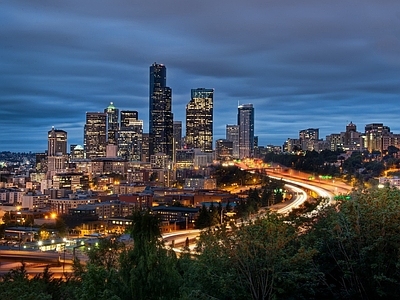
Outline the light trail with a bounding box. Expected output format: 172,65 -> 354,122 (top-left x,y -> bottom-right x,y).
275,184 -> 308,214
268,175 -> 334,202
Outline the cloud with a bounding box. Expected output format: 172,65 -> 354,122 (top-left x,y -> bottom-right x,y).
0,0 -> 400,152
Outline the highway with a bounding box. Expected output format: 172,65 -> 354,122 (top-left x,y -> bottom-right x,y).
0,164 -> 352,273
274,184 -> 309,214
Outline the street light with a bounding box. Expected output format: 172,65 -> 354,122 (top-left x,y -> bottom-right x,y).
62,243 -> 66,275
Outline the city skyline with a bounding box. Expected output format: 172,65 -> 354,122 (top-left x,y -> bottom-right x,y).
1,1 -> 400,152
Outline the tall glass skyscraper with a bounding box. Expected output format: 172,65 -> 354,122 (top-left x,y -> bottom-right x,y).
118,110 -> 143,161
185,88 -> 214,152
226,124 -> 239,159
149,62 -> 173,158
84,112 -> 107,159
238,103 -> 254,158
104,102 -> 119,145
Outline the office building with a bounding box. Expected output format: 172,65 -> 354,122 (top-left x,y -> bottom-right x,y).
186,88 -> 214,152
48,127 -> 67,156
141,133 -> 150,162
118,111 -> 143,161
343,122 -> 361,150
35,153 -> 48,173
173,121 -> 183,151
47,128 -> 68,178
238,104 -> 254,158
326,133 -> 343,151
120,110 -> 138,128
84,112 -> 107,159
226,125 -> 239,159
104,102 -> 119,145
364,123 -> 391,153
215,139 -> 233,161
299,128 -> 319,151
70,145 -> 85,159
149,62 -> 173,158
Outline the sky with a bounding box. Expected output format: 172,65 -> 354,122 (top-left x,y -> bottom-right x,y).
1,0 -> 400,153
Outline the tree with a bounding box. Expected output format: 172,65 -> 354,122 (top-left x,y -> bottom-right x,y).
308,187 -> 400,299
2,211 -> 11,225
118,211 -> 182,300
195,204 -> 211,229
0,263 -> 69,300
86,236 -> 125,271
183,227 -> 247,299
75,264 -> 121,300
188,213 -> 318,300
230,214 -> 317,300
55,217 -> 68,237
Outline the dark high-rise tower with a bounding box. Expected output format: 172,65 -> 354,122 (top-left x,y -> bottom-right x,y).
149,62 -> 173,158
120,110 -> 139,129
47,127 -> 68,178
104,102 -> 119,145
48,127 -> 67,156
186,88 -> 214,152
226,124 -> 239,159
84,112 -> 107,159
173,121 -> 182,151
238,103 -> 254,158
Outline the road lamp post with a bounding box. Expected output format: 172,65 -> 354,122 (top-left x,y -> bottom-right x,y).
61,243 -> 66,275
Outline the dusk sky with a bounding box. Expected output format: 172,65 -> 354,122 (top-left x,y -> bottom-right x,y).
1,1 -> 400,153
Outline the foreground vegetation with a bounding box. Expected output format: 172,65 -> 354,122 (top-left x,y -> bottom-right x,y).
1,187 -> 400,299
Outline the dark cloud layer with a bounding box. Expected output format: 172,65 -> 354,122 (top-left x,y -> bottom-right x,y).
1,0 -> 400,152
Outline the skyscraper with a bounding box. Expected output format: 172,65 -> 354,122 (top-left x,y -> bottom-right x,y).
84,112 -> 107,159
226,124 -> 239,159
104,102 -> 119,145
173,121 -> 183,151
48,127 -> 67,156
120,110 -> 138,129
149,62 -> 173,158
185,88 -> 214,152
47,127 -> 68,178
118,110 -> 143,161
238,104 -> 254,158
215,139 -> 233,161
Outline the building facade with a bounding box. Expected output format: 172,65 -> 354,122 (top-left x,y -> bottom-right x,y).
226,124 -> 240,159
118,111 -> 143,161
238,104 -> 254,158
299,128 -> 319,151
149,62 -> 173,158
104,102 -> 119,145
84,112 -> 107,159
47,128 -> 68,178
173,121 -> 183,153
215,139 -> 233,161
48,128 -> 67,156
364,123 -> 391,153
185,88 -> 214,152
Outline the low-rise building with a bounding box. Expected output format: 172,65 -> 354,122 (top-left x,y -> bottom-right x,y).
379,176 -> 400,188
152,206 -> 199,230
49,191 -> 97,214
22,193 -> 50,210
